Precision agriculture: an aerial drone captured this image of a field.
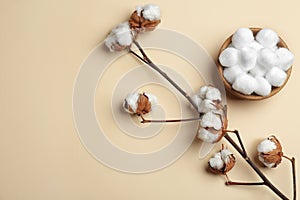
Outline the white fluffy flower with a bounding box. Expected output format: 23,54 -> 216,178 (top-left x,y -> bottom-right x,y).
232,74 -> 257,95
257,136 -> 283,168
105,22 -> 133,52
219,47 -> 240,67
198,85 -> 221,101
265,67 -> 287,87
197,128 -> 219,144
123,92 -> 157,115
141,4 -> 161,21
256,28 -> 279,48
201,111 -> 222,130
209,148 -> 235,174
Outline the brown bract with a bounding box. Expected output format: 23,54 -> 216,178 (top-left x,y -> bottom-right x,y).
259,136 -> 283,167
135,93 -> 152,115
129,11 -> 161,32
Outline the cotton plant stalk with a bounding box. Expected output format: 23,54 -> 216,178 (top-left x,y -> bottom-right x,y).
104,4 -> 296,200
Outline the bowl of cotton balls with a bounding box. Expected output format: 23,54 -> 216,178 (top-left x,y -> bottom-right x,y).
217,27 -> 294,100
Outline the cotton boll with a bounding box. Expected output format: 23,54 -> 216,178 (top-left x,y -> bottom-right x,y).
198,99 -> 216,113
249,64 -> 268,77
240,47 -> 257,72
209,152 -> 224,170
197,128 -> 219,143
276,47 -> 294,71
123,92 -> 140,114
144,93 -> 158,107
256,28 -> 279,48
206,86 -> 222,101
249,41 -> 264,51
220,149 -> 234,164
257,138 -> 277,153
254,76 -> 272,96
219,47 -> 240,67
223,65 -> 245,84
191,94 -> 201,110
232,74 -> 257,95
105,22 -> 133,52
142,4 -> 161,21
232,28 -> 254,49
257,48 -> 279,70
200,111 -> 222,130
265,67 -> 287,87
198,85 -> 208,99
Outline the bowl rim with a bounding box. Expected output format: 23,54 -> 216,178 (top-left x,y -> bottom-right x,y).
217,27 -> 292,100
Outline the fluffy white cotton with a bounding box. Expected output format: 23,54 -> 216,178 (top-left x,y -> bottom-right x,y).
256,28 -> 279,48
223,65 -> 245,84
249,64 -> 268,77
265,67 -> 287,87
257,48 -> 279,70
232,74 -> 257,95
200,111 -> 222,130
258,156 -> 275,168
254,76 -> 272,96
206,87 -> 222,101
232,28 -> 254,49
209,152 -> 224,170
220,149 -> 234,164
123,92 -> 140,114
191,94 -> 202,109
105,22 -> 133,52
240,47 -> 257,71
197,128 -> 219,143
257,138 -> 277,153
276,47 -> 294,71
198,85 -> 208,99
141,4 -> 160,21
198,99 -> 216,113
219,47 -> 240,67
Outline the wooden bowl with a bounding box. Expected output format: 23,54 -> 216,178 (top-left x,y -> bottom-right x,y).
217,27 -> 292,100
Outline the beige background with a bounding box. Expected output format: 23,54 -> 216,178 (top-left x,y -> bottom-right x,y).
0,0 -> 299,199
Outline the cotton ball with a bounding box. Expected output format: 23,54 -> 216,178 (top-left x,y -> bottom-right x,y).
209,153 -> 224,170
265,67 -> 287,87
257,48 -> 279,70
200,111 -> 222,130
144,93 -> 158,107
219,47 -> 240,67
249,64 -> 268,77
232,74 -> 257,95
257,138 -> 276,153
256,28 -> 279,48
223,65 -> 245,84
254,76 -> 272,96
240,47 -> 257,72
276,47 -> 294,71
232,28 -> 254,49
249,41 -> 264,51
191,94 -> 201,110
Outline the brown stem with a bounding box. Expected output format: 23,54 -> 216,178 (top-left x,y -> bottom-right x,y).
283,156 -> 297,200
226,181 -> 265,186
224,133 -> 289,200
130,41 -> 199,111
129,41 -> 293,200
140,115 -> 201,123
